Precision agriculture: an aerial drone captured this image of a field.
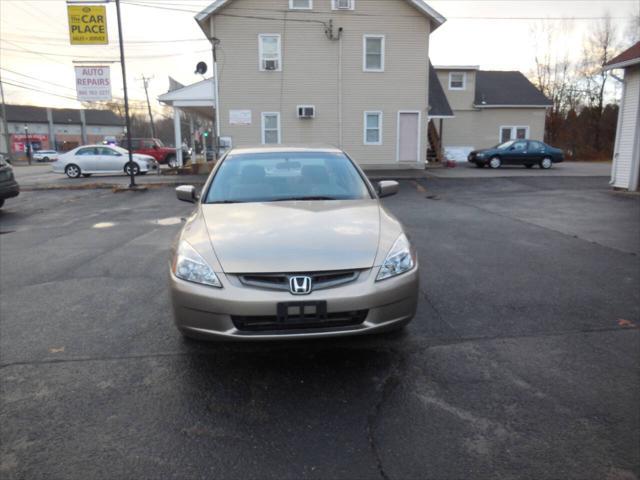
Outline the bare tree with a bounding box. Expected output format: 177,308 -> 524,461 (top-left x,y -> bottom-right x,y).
579,13 -> 620,151
625,3 -> 640,44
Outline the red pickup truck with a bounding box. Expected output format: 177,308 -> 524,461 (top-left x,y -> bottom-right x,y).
122,138 -> 178,167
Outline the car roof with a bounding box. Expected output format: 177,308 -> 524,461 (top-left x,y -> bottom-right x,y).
228,144 -> 344,156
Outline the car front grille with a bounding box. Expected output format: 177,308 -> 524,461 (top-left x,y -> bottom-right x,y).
232,310 -> 368,332
238,270 -> 360,292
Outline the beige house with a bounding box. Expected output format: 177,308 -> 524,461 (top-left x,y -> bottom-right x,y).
434,66 -> 552,161
194,0 -> 448,169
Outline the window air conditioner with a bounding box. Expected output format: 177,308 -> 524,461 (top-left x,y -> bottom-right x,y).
297,106 -> 316,118
263,60 -> 278,71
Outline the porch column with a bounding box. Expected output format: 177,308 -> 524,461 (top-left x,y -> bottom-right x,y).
173,107 -> 183,167
189,116 -> 197,164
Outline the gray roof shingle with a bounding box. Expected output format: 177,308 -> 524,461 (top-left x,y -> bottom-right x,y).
429,62 -> 454,117
474,71 -> 552,107
3,104 -> 123,126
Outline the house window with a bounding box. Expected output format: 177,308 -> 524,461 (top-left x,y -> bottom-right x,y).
364,111 -> 383,145
449,72 -> 466,90
500,126 -> 529,143
363,35 -> 385,72
262,112 -> 281,144
259,34 -> 282,71
290,0 -> 312,9
332,0 -> 355,10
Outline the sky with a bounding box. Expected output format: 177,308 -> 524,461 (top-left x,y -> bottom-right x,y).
0,0 -> 638,114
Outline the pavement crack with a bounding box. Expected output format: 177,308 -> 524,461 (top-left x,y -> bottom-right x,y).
366,351 -> 405,480
420,288 -> 461,339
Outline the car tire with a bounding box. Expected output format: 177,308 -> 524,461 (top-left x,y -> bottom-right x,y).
0,199 -> 4,208
42,157 -> 49,162
489,156 -> 502,169
540,157 -> 553,169
65,164 -> 81,178
167,155 -> 178,168
525,163 -> 534,169
124,162 -> 140,176
475,162 -> 485,168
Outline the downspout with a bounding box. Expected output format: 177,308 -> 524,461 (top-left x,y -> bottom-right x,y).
210,17 -> 221,158
610,73 -> 626,186
338,30 -> 343,148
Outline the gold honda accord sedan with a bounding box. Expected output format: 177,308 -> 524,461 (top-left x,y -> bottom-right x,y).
169,146 -> 419,341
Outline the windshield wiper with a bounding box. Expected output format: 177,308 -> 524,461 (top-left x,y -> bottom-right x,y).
271,196 -> 339,202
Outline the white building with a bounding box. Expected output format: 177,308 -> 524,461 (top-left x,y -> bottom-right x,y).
605,42 -> 640,192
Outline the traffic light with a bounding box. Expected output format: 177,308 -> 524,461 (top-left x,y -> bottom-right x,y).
203,131 -> 209,138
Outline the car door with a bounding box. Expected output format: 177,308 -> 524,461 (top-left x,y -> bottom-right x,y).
504,140 -> 528,165
73,147 -> 99,171
96,147 -> 125,173
527,141 -> 545,163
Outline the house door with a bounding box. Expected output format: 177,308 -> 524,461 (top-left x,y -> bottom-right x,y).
398,112 -> 420,162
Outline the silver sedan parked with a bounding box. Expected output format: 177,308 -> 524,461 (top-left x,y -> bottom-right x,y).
170,146 -> 419,341
52,145 -> 157,178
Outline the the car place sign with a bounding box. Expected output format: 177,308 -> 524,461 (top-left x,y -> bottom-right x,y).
67,5 -> 108,45
75,66 -> 112,102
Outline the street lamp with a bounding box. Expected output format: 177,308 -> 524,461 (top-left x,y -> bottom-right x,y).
24,124 -> 31,165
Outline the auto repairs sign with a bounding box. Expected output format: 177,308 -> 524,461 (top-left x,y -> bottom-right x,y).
75,66 -> 112,101
67,5 -> 108,45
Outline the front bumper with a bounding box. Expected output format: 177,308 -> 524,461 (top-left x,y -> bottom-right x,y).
170,265 -> 419,341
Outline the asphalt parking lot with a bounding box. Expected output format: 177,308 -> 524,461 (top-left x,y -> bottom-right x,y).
1,176 -> 638,479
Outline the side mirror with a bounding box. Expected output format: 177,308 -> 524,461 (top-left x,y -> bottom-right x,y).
176,185 -> 198,203
377,180 -> 399,198
153,144 -> 159,150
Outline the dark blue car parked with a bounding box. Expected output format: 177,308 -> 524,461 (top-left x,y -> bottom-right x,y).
468,140 -> 564,169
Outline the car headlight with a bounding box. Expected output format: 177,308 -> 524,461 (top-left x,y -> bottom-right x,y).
476,153 -> 485,158
376,233 -> 416,281
172,241 -> 222,288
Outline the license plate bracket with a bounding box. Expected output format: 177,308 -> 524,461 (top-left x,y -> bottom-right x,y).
277,301 -> 328,323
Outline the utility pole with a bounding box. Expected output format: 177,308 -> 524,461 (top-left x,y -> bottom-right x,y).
0,76 -> 11,161
114,0 -> 136,188
138,75 -> 156,139
210,36 -> 220,161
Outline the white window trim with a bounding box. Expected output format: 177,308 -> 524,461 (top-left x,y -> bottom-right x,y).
289,0 -> 312,9
396,110 -> 422,163
332,0 -> 355,10
258,34 -> 282,72
261,112 -> 281,145
498,125 -> 530,142
363,35 -> 385,72
364,111 -> 383,146
448,72 -> 466,90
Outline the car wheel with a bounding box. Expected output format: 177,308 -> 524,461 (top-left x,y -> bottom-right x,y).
42,157 -> 49,162
540,157 -> 553,169
525,163 -> 534,169
489,156 -> 502,169
65,164 -> 81,178
124,162 -> 140,176
82,174 -> 92,178
167,155 -> 178,169
475,162 -> 485,168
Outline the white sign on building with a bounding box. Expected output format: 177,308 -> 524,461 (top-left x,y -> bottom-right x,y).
75,66 -> 112,101
229,110 -> 252,126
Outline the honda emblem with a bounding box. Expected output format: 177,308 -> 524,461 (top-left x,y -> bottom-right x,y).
289,276 -> 312,295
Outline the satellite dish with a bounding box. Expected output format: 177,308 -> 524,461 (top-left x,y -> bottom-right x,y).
194,62 -> 208,75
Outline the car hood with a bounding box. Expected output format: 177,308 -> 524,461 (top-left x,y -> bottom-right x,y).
201,200 -> 381,273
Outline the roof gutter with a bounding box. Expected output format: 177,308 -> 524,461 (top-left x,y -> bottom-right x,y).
473,104 -> 553,109
604,58 -> 640,71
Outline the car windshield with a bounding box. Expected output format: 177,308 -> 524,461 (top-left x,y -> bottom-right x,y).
205,151 -> 372,204
497,141 -> 515,150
